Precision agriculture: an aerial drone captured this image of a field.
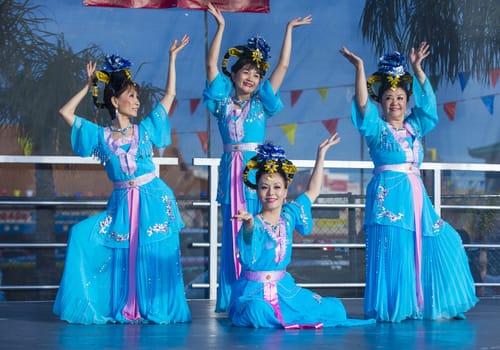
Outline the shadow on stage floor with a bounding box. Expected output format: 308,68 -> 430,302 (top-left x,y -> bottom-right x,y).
1,298 -> 499,349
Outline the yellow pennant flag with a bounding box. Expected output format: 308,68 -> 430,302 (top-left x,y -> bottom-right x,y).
317,87 -> 329,102
280,123 -> 297,145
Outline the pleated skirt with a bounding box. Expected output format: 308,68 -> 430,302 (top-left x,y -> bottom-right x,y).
364,223 -> 478,322
53,213 -> 192,324
230,273 -> 376,328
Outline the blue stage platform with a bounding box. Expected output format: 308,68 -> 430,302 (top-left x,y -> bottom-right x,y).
0,298 -> 499,349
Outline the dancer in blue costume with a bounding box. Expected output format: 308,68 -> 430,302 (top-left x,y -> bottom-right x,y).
203,2 -> 312,312
340,42 -> 478,322
230,137 -> 375,328
53,36 -> 191,324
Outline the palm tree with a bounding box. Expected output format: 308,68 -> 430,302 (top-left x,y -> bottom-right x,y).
359,0 -> 499,84
0,0 -> 51,123
1,0 -> 102,299
1,0 -> 170,300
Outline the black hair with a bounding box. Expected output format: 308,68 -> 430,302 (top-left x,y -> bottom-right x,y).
377,80 -> 410,102
255,168 -> 289,189
93,70 -> 139,120
378,83 -> 410,102
231,56 -> 266,79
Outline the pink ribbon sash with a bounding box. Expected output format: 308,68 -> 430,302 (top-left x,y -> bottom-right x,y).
374,163 -> 420,175
113,172 -> 156,321
225,142 -> 258,279
243,270 -> 323,329
113,172 -> 156,190
230,152 -> 246,279
408,173 -> 424,310
122,187 -> 141,321
374,164 -> 424,310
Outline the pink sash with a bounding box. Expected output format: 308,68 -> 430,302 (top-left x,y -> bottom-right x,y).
243,270 -> 323,329
113,172 -> 156,321
230,152 -> 245,279
225,143 -> 258,279
408,173 -> 424,309
122,186 -> 141,321
374,164 -> 424,310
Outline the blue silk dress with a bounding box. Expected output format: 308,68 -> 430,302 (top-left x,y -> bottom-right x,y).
352,79 -> 478,322
229,194 -> 376,328
203,73 -> 284,312
53,103 -> 191,324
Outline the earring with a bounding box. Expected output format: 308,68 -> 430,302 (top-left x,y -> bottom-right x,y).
115,108 -> 119,118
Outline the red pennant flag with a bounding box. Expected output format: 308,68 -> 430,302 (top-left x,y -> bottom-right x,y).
443,102 -> 457,121
190,98 -> 201,115
82,0 -> 270,12
321,118 -> 339,135
290,90 -> 303,107
196,131 -> 208,154
489,68 -> 500,88
169,99 -> 178,117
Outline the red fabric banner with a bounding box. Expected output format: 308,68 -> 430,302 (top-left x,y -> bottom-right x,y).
82,0 -> 270,13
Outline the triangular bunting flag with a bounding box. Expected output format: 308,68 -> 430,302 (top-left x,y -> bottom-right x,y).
317,88 -> 329,102
480,95 -> 495,115
280,124 -> 297,145
489,68 -> 500,88
290,90 -> 303,107
458,72 -> 470,91
168,99 -> 178,116
321,118 -> 339,135
196,131 -> 208,154
443,102 -> 457,121
190,98 -> 201,115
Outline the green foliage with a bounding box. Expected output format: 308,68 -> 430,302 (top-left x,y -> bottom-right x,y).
0,0 -> 164,155
360,0 -> 499,84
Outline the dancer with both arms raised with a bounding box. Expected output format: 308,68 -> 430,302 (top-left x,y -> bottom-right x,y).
54,35 -> 191,324
203,2 -> 312,312
340,42 -> 478,322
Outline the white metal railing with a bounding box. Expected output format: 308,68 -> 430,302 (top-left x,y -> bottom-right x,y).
1,156 -> 500,299
192,158 -> 500,299
0,156 -> 179,295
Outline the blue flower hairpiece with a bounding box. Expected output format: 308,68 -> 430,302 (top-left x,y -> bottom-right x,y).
378,52 -> 408,77
256,142 -> 286,162
247,36 -> 271,62
92,54 -> 135,113
243,142 -> 297,189
367,51 -> 413,102
103,54 -> 132,72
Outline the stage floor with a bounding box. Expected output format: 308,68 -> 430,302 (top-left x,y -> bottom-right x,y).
1,298 -> 499,349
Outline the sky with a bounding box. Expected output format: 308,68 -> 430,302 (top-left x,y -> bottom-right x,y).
33,0 -> 499,165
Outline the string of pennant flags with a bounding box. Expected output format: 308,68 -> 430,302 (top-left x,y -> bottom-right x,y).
443,69 -> 499,120
168,68 -> 499,153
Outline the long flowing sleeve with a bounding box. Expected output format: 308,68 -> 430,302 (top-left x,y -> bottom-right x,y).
407,78 -> 438,137
71,116 -> 100,157
140,103 -> 171,148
